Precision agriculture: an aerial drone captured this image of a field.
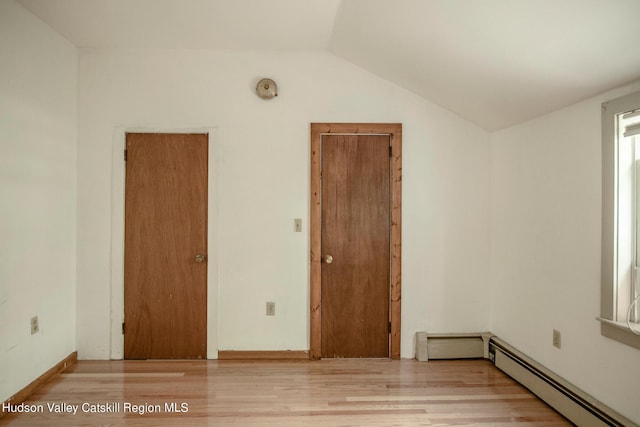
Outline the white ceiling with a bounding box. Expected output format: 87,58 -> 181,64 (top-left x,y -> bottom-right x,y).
17,0 -> 640,130
16,0 -> 342,49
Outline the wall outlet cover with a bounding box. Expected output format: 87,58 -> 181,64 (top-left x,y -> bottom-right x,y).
31,316 -> 39,334
266,302 -> 275,316
552,329 -> 561,349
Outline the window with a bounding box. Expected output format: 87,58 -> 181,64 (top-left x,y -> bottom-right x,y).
601,89 -> 640,349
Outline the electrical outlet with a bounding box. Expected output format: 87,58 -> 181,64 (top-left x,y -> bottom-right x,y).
266,302 -> 275,316
30,316 -> 39,335
552,329 -> 561,349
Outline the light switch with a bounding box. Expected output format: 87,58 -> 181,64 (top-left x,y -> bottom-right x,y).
294,218 -> 302,232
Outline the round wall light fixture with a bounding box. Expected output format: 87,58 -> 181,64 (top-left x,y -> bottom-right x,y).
256,78 -> 278,99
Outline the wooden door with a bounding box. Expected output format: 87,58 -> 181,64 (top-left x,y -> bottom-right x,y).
124,133 -> 208,359
321,134 -> 391,358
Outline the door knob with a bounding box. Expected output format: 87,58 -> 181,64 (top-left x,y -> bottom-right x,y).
324,255 -> 334,264
195,254 -> 206,263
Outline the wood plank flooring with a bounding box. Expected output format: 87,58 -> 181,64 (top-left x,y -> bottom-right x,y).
1,359 -> 572,426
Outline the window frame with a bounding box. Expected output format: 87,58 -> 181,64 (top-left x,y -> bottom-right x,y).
600,89 -> 640,350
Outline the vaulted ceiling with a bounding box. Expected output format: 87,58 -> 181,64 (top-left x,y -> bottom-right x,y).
18,0 -> 640,130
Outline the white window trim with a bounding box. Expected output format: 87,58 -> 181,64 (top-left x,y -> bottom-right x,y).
600,89 -> 640,350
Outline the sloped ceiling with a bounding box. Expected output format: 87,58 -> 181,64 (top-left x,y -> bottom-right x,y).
17,0 -> 640,130
330,0 -> 640,130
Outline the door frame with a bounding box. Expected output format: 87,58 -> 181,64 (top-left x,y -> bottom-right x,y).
310,123 -> 402,360
109,127 -> 220,360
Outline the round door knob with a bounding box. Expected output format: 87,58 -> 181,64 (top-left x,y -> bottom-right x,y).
324,255 -> 334,264
195,254 -> 206,263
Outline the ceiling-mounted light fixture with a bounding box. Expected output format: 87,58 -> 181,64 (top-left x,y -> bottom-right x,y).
256,78 -> 278,99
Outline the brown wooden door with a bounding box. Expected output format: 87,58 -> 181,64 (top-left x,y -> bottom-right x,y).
321,134 -> 391,358
124,133 -> 208,359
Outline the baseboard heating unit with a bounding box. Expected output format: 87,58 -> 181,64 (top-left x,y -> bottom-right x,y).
489,337 -> 637,427
415,332 -> 493,361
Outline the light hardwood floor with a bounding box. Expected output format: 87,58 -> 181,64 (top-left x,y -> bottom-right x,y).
1,359 -> 571,426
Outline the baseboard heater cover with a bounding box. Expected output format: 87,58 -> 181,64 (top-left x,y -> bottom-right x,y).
490,337 -> 637,427
415,332 -> 493,361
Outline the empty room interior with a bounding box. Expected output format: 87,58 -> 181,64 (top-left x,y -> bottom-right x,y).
2,0 -> 640,425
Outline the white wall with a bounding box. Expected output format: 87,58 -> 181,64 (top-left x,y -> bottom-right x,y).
76,49 -> 491,359
5,3 -> 639,421
0,0 -> 77,402
490,82 -> 640,423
